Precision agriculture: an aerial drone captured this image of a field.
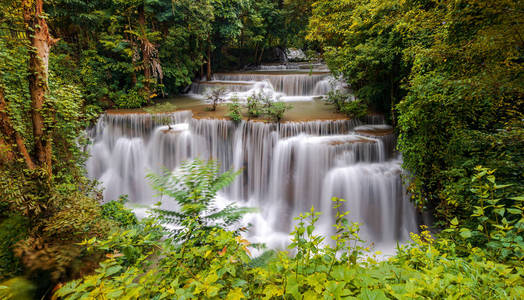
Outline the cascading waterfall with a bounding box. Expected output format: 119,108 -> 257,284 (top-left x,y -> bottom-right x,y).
209,73 -> 330,96
189,63 -> 345,101
87,111 -> 419,252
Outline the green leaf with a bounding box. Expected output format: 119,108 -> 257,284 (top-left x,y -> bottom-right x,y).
357,288 -> 389,300
105,265 -> 123,276
459,229 -> 472,239
507,208 -> 522,215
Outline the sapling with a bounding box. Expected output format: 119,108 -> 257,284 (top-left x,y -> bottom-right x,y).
205,87 -> 227,111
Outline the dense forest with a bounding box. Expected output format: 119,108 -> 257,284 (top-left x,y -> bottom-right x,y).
0,0 -> 523,299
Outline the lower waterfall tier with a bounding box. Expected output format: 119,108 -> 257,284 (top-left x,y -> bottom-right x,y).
87,112 -> 419,250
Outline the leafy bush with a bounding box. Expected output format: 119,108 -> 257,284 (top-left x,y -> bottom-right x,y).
305,50 -> 320,62
246,92 -> 292,123
0,277 -> 35,300
246,92 -> 265,119
78,217 -> 165,267
324,89 -> 354,112
441,167 -> 523,263
113,89 -> 149,109
227,99 -> 242,122
340,99 -> 367,120
0,215 -> 28,280
101,195 -> 138,227
264,102 -> 293,123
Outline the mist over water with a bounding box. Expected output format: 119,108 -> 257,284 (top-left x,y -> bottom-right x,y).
87,111 -> 419,254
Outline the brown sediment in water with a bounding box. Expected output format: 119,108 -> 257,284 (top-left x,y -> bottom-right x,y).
106,97 -> 351,122
214,71 -> 331,76
355,129 -> 394,136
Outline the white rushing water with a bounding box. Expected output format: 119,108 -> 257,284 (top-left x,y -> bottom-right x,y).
189,63 -> 345,102
87,111 -> 420,254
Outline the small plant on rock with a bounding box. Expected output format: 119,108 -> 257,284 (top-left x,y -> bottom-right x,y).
205,87 -> 227,111
265,102 -> 293,123
246,92 -> 265,119
227,98 -> 242,122
143,102 -> 178,129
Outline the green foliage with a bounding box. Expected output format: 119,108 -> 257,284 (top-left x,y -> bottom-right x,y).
113,89 -> 149,109
309,0 -> 524,224
442,167 -> 523,263
56,226 -> 254,300
55,169 -> 524,299
324,89 -> 367,120
147,159 -> 254,240
308,0 -> 409,114
56,214 -> 524,299
244,92 -> 292,122
78,217 -> 165,267
246,92 -> 265,119
0,215 -> 28,280
324,89 -> 350,112
227,99 -> 242,122
0,277 -> 35,300
101,195 -> 138,228
45,0 -> 311,107
340,100 -> 367,120
264,102 -> 293,123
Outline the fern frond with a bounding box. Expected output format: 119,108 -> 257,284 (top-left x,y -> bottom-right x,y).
146,159 -> 255,241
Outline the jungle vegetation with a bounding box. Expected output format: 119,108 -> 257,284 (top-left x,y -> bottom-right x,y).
0,0 -> 522,299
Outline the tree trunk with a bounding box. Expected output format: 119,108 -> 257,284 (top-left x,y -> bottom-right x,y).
0,86 -> 35,168
138,4 -> 151,94
130,40 -> 138,86
207,36 -> 212,80
22,0 -> 57,175
258,47 -> 265,65
254,44 -> 258,65
390,60 -> 398,127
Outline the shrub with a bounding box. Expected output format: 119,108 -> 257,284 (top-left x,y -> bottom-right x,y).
341,99 -> 367,120
0,277 -> 35,300
113,89 -> 149,108
246,92 -> 265,118
324,89 -> 350,112
101,195 -> 138,227
227,99 -> 242,122
205,87 -> 227,111
265,102 -> 293,123
0,215 -> 28,280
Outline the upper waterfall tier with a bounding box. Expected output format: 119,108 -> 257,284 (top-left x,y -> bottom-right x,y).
195,72 -> 332,97
188,64 -> 346,101
87,112 -> 418,247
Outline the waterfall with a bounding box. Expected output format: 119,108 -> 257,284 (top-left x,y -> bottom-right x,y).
87,111 -> 419,250
211,73 -> 329,96
188,64 -> 347,102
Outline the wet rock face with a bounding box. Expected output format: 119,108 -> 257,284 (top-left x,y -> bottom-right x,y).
285,48 -> 307,62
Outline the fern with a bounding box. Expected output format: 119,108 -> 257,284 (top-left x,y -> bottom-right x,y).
146,159 -> 256,241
